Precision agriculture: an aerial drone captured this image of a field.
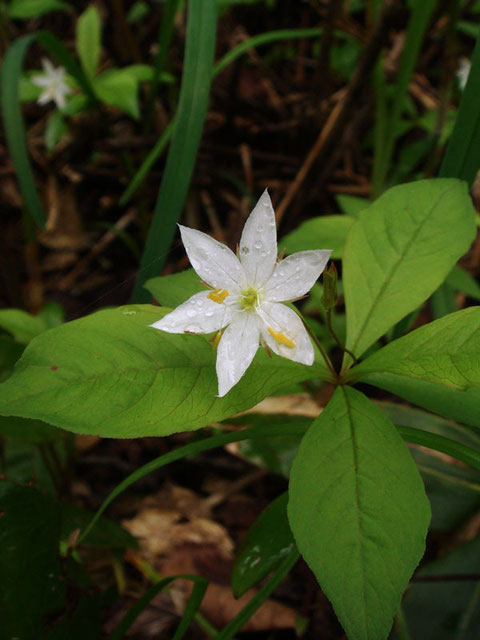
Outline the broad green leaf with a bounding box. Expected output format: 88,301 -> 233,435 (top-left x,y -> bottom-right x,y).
343,179 -> 476,362
351,307 -> 480,428
288,386 -> 430,640
232,492 -> 296,598
0,305 -> 327,437
401,536 -> 480,640
0,481 -> 65,640
281,215 -> 354,259
7,0 -> 69,19
93,69 -> 139,119
76,5 -> 101,81
144,269 -> 203,307
0,308 -> 47,343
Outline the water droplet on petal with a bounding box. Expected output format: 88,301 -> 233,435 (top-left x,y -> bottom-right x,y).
257,225 -> 264,232
205,308 -> 214,317
187,309 -> 197,318
197,299 -> 204,307
254,241 -> 262,250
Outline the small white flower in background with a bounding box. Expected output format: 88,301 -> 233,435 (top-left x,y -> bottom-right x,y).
32,58 -> 71,110
150,190 -> 332,397
456,57 -> 471,91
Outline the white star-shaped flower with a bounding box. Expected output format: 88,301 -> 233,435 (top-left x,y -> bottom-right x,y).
150,190 -> 332,397
32,58 -> 71,110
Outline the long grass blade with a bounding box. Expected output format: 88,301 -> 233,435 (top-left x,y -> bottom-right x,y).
215,548 -> 300,640
372,0 -> 436,194
131,0 -> 217,302
109,574 -> 208,640
78,422 -> 310,544
1,32 -> 96,229
440,26 -> 480,184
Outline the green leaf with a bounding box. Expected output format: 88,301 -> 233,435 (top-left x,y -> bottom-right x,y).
342,179 -> 476,363
334,194 -> 369,218
45,110 -> 67,151
281,215 -> 354,259
131,0 -> 217,301
0,308 -> 48,343
232,492 -> 296,598
62,504 -> 137,549
446,265 -> 480,301
288,386 -> 431,640
7,0 -> 69,19
0,481 -> 65,640
401,537 -> 480,639
351,307 -> 480,428
0,336 -> 24,382
76,5 -> 101,81
144,269 -> 203,306
0,415 -> 62,443
93,69 -> 140,119
0,305 -> 326,437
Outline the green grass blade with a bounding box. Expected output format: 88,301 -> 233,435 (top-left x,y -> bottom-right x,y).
145,0 -> 182,130
215,548 -> 300,640
131,0 -> 217,302
1,32 -> 96,230
213,27 -> 323,77
109,574 -> 208,640
440,26 -> 480,184
397,425 -> 480,471
372,0 -> 436,194
78,422 -> 310,544
2,34 -> 46,228
119,120 -> 174,205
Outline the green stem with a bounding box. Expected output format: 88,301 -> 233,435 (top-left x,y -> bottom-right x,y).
302,316 -> 337,380
326,308 -> 358,365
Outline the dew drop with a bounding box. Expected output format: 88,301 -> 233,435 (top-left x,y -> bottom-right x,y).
257,225 -> 264,232
254,241 -> 262,250
205,308 -> 214,317
197,299 -> 204,307
187,309 -> 197,318
279,270 -> 285,276
260,251 -> 267,257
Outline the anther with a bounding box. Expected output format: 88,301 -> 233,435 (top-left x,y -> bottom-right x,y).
208,289 -> 229,304
268,327 -> 295,348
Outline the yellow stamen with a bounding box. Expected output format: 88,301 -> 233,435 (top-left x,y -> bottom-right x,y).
207,288 -> 229,304
268,327 -> 295,348
212,331 -> 222,350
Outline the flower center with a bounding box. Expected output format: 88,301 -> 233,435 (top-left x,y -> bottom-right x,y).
240,287 -> 259,311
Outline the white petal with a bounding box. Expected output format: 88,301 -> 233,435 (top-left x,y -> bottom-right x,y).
41,58 -> 55,75
32,75 -> 50,88
259,301 -> 314,366
54,90 -> 66,109
179,225 -> 247,292
150,291 -> 234,334
239,189 -> 277,286
216,311 -> 260,397
265,250 -> 332,302
37,91 -> 51,105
